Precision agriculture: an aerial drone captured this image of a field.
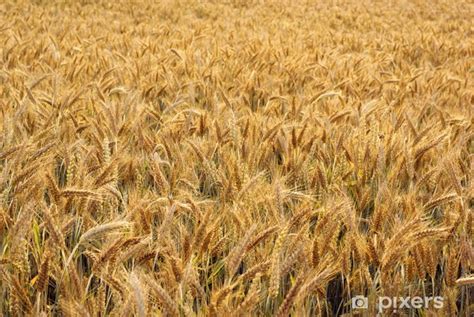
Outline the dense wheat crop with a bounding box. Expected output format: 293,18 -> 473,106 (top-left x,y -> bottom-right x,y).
0,0 -> 473,316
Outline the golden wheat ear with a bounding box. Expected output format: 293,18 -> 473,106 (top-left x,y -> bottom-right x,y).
59,221 -> 130,283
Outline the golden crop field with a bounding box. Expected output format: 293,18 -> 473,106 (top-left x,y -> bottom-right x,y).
0,0 -> 473,316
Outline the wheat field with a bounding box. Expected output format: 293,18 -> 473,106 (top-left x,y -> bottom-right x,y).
0,0 -> 473,316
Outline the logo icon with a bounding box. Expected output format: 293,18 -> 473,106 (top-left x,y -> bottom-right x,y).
352,296 -> 368,309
